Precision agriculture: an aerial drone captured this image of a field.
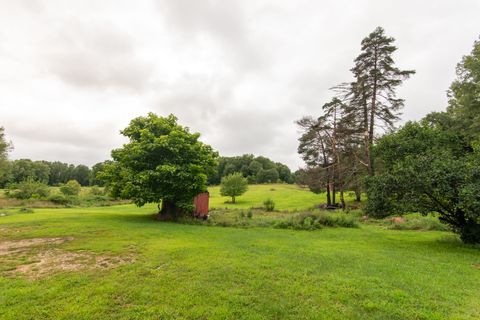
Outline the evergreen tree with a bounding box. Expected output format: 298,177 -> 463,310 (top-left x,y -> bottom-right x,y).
346,27 -> 415,175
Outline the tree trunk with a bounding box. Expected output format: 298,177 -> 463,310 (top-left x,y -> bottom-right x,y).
355,187 -> 361,202
232,196 -> 236,203
332,182 -> 336,205
340,189 -> 346,210
367,47 -> 379,176
157,199 -> 180,221
326,183 -> 331,206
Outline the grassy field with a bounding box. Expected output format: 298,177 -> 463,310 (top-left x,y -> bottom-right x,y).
208,183 -> 358,211
1,204 -> 479,319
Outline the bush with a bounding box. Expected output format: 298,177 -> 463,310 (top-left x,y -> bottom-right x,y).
47,194 -> 70,205
6,180 -> 50,199
263,198 -> 275,212
246,209 -> 253,219
60,180 -> 81,196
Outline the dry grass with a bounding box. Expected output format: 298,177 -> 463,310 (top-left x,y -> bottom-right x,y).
0,237 -> 134,279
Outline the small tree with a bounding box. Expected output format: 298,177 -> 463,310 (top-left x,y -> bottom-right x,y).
220,173 -> 248,203
60,180 -> 81,196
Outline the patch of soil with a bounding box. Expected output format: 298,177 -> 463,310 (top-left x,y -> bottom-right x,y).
9,249 -> 134,279
0,237 -> 135,279
0,237 -> 73,256
473,263 -> 480,269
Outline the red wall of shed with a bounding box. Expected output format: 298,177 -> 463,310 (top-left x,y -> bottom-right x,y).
194,192 -> 209,216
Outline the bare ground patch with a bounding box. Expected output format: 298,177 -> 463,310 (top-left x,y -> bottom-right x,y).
0,237 -> 135,279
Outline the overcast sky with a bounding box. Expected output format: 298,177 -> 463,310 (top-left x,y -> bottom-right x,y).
1,0 -> 479,170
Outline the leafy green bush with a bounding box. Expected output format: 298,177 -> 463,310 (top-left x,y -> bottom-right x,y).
60,180 -> 81,196
263,198 -> 275,212
47,194 -> 70,205
6,180 -> 50,199
246,209 -> 253,219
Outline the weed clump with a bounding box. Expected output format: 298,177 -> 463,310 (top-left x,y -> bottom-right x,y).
275,212 -> 358,230
263,198 -> 275,212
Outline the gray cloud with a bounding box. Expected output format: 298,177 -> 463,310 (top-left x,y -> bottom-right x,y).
40,20 -> 153,92
1,0 -> 480,169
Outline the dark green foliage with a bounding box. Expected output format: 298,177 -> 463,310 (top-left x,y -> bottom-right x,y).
10,159 -> 50,184
60,180 -> 81,196
365,121 -> 480,243
208,154 -> 292,185
90,161 -> 111,186
447,38 -> 480,140
101,113 -> 217,219
6,179 -> 50,199
263,198 -> 275,212
256,168 -> 279,183
72,165 -> 91,186
220,172 -> 248,203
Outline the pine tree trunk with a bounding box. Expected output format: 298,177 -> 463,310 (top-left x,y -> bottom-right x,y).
367,47 -> 379,176
326,183 -> 331,206
340,189 -> 346,210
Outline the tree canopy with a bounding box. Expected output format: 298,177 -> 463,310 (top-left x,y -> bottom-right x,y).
101,113 -> 218,219
220,172 -> 248,203
208,154 -> 293,185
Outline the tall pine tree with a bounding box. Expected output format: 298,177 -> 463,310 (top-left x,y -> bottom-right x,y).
347,27 -> 415,175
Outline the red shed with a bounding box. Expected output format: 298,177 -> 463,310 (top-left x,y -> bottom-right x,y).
193,192 -> 209,218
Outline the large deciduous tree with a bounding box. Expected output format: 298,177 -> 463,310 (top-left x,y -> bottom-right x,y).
365,121 -> 480,243
101,113 -> 218,220
447,38 -> 480,141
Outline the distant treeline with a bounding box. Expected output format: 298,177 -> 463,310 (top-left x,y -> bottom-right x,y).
0,155 -> 295,188
208,154 -> 294,185
0,159 -> 110,187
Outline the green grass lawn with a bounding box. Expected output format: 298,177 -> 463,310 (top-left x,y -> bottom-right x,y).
208,183 -> 357,211
1,204 -> 479,319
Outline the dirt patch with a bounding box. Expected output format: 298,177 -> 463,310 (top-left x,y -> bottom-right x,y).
0,237 -> 135,279
0,237 -> 73,256
473,264 -> 480,269
9,249 -> 134,279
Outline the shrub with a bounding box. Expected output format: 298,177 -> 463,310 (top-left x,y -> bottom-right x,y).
6,180 -> 50,199
47,194 -> 70,205
246,209 -> 253,219
263,198 -> 275,212
60,180 -> 81,196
